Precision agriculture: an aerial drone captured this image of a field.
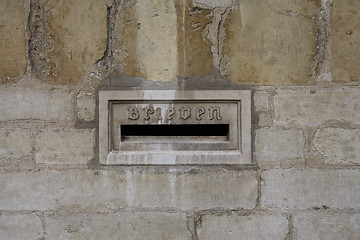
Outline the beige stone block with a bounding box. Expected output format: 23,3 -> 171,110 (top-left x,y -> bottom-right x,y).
274,88 -> 360,125
197,213 -> 288,240
0,213 -> 44,240
0,88 -> 72,121
0,128 -> 32,159
293,212 -> 360,240
29,0 -> 107,84
221,0 -> 319,85
45,212 -> 190,240
0,0 -> 26,84
0,169 -> 257,211
35,128 -> 95,164
255,128 -> 304,162
119,0 -> 212,81
120,0 -> 178,81
76,91 -> 95,121
332,0 -> 360,83
261,169 -> 360,210
313,128 -> 360,164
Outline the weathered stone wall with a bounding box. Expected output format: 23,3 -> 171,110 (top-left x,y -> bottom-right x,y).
1,0 -> 359,239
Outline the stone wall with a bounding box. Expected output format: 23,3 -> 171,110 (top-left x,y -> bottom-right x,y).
1,0 -> 359,239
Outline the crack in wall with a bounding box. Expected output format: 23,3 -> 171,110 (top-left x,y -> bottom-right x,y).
186,211 -> 198,240
204,7 -> 229,72
35,212 -> 47,240
271,9 -> 313,19
285,214 -> 293,240
310,0 -> 333,82
216,7 -> 231,77
28,0 -> 49,82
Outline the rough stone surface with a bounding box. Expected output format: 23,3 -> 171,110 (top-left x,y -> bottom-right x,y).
194,0 -> 235,8
261,169 -> 360,210
118,0 -> 213,81
0,169 -> 257,211
0,88 -> 72,121
29,0 -> 107,84
0,129 -> 32,159
255,128 -> 304,162
0,0 -> 26,84
35,128 -> 95,164
293,212 -> 360,240
274,88 -> 360,125
76,91 -> 96,121
119,0 -> 178,81
45,212 -> 190,240
197,213 -> 288,240
313,128 -> 360,164
0,213 -> 44,240
221,0 -> 319,85
332,0 -> 360,83
254,90 -> 269,112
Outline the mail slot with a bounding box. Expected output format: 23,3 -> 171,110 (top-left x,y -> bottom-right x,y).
99,90 -> 251,165
120,124 -> 229,137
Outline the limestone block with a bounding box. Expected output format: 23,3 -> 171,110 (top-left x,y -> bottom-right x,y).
261,169 -> 360,210
45,212 -> 190,240
29,0 -> 107,84
221,0 -> 319,85
274,88 -> 360,125
0,213 -> 44,240
254,90 -> 269,112
76,91 -> 95,121
0,169 -> 257,211
293,213 -> 360,240
0,129 -> 32,159
332,0 -> 360,83
35,128 -> 95,164
0,0 -> 26,84
197,213 -> 288,240
0,88 -> 72,121
119,0 -> 212,81
255,128 -> 304,162
193,0 -> 235,8
313,128 -> 360,164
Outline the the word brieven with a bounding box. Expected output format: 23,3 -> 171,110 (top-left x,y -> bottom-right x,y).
127,106 -> 222,121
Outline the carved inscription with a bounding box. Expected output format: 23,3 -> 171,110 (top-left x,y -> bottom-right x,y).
166,108 -> 175,120
127,107 -> 139,120
155,107 -> 162,120
127,106 -> 223,121
196,107 -> 205,120
208,107 -> 222,120
143,106 -> 154,120
179,106 -> 191,120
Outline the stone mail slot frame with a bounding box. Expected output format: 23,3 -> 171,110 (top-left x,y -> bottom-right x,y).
99,90 -> 251,165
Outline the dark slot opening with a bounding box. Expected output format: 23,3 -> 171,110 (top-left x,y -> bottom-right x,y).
121,124 -> 229,138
